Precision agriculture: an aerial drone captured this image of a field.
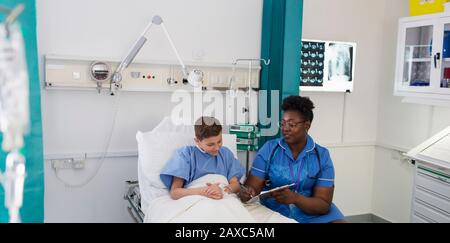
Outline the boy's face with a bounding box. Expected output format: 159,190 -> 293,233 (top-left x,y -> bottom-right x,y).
195,133 -> 223,156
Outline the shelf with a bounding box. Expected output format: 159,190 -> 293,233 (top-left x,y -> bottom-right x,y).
406,58 -> 431,62
405,45 -> 431,48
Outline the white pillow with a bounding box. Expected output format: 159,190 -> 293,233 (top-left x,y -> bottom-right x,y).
136,131 -> 194,189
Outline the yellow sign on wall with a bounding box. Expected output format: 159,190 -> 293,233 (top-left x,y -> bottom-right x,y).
410,0 -> 449,16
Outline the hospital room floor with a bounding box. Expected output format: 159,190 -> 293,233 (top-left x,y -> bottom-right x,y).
345,214 -> 391,223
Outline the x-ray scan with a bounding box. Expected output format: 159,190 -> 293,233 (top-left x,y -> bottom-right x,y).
327,43 -> 353,82
300,41 -> 325,87
300,39 -> 356,92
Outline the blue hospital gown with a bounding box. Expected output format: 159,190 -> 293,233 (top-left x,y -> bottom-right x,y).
251,136 -> 345,223
160,146 -> 245,188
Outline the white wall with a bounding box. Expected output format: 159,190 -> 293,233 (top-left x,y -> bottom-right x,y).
37,0 -> 263,222
302,0 -> 387,216
329,146 -> 375,215
374,0 -> 450,222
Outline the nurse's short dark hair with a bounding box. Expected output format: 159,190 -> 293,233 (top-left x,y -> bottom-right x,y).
194,116 -> 222,141
282,96 -> 315,122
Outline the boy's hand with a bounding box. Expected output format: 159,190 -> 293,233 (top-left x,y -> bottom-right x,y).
204,183 -> 223,200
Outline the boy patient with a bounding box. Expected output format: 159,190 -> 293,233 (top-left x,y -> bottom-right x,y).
160,116 -> 245,200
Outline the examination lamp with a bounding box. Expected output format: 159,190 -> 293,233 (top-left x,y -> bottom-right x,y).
110,15 -> 204,95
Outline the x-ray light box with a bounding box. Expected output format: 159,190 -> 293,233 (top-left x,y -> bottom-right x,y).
300,39 -> 356,93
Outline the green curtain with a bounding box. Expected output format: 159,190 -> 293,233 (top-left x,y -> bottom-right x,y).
259,0 -> 303,145
0,0 -> 44,223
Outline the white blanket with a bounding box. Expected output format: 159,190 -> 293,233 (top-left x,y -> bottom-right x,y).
144,174 -> 297,223
144,174 -> 257,223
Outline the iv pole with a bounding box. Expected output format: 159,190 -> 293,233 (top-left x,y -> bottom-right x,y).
230,58 -> 270,124
0,4 -> 27,223
0,4 -> 24,37
229,58 -> 270,174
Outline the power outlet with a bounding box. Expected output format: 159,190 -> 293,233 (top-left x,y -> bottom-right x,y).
51,159 -> 85,170
51,159 -> 73,169
73,160 -> 85,169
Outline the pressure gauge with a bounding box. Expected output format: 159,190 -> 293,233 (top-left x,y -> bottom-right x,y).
89,61 -> 111,82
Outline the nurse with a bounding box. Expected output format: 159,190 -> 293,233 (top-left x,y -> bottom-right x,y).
160,116 -> 245,200
239,96 -> 345,223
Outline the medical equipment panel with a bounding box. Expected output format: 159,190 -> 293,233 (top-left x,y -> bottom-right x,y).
44,55 -> 260,93
230,124 -> 258,133
229,124 -> 260,152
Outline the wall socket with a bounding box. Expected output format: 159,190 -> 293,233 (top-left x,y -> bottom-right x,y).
51,158 -> 85,170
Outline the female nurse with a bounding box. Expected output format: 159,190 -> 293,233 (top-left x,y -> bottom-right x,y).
239,96 -> 345,223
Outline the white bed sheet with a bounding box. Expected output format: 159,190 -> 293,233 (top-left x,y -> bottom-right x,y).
143,174 -> 296,223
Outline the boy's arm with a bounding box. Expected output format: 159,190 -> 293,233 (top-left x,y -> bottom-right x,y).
225,176 -> 241,194
170,176 -> 223,200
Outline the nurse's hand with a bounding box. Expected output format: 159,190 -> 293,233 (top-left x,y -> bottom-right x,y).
238,186 -> 256,203
204,183 -> 223,200
270,188 -> 297,204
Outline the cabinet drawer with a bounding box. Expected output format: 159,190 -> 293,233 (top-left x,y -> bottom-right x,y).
415,188 -> 450,214
414,200 -> 450,223
412,213 -> 434,223
416,173 -> 450,199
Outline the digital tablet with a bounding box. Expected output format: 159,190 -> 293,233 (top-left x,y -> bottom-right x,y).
245,183 -> 296,204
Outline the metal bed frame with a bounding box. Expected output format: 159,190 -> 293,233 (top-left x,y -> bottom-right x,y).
124,180 -> 144,223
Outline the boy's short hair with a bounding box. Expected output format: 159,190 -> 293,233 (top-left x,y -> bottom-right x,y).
194,116 -> 222,140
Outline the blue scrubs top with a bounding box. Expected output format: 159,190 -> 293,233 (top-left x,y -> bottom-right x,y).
251,136 -> 344,223
160,146 -> 245,188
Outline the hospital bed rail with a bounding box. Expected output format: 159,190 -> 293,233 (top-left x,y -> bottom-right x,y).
124,180 -> 144,223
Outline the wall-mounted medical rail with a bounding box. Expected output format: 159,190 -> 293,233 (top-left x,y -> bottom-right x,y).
44,55 -> 261,93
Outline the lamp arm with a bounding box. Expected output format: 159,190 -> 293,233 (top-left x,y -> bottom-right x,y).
110,16 -> 163,94
110,15 -> 201,95
112,35 -> 148,80
160,21 -> 204,87
159,22 -> 188,77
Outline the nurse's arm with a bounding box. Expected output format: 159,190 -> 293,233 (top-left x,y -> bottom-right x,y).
169,176 -> 223,200
293,186 -> 333,215
246,174 -> 266,194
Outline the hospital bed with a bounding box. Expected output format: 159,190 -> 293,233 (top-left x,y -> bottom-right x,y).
124,117 -> 296,223
124,178 -> 296,223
